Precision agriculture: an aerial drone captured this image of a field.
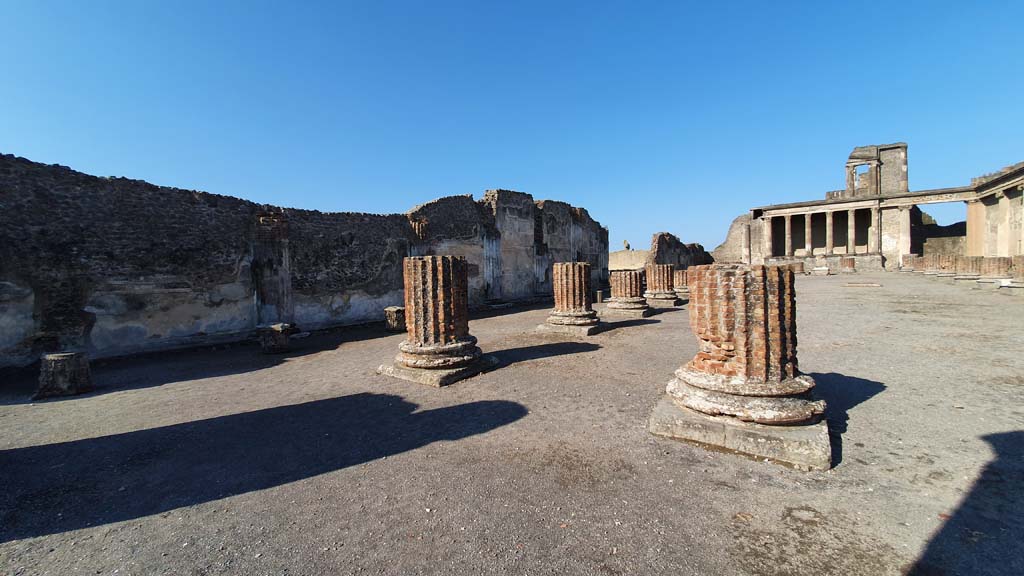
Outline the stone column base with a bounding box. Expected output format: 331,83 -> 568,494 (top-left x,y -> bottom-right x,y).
601,306 -> 653,319
536,322 -> 601,336
377,355 -> 499,387
648,396 -> 831,471
644,294 -> 681,308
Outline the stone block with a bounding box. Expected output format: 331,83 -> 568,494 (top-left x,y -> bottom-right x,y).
384,306 -> 406,332
648,396 -> 831,471
377,355 -> 499,387
258,323 -> 295,354
35,352 -> 93,399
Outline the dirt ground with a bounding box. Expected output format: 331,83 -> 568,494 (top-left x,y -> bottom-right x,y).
1,273 -> 1022,576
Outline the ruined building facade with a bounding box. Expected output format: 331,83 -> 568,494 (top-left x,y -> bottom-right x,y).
0,154 -> 608,368
714,143 -> 1024,271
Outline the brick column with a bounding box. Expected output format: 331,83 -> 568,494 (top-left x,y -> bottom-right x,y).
644,264 -> 680,307
673,269 -> 689,300
784,215 -> 793,257
607,269 -> 651,317
542,262 -> 599,334
803,213 -> 813,256
825,212 -> 834,255
847,209 -> 857,254
648,264 -> 830,471
379,256 -> 494,387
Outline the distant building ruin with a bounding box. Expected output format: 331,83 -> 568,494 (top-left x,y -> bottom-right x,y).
713,143 -> 1024,271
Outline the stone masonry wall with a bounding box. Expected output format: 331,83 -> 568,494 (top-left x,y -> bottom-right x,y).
0,154 -> 606,367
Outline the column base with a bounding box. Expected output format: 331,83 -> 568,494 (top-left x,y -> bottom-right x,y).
645,296 -> 682,308
536,322 -> 601,336
377,355 -> 499,387
648,396 -> 831,472
601,306 -> 653,319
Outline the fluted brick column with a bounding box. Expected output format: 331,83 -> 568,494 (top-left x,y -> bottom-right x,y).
644,264 -> 680,307
398,255 -> 480,368
547,262 -> 598,325
607,270 -> 651,317
673,269 -> 690,300
35,352 -> 93,399
649,264 -> 830,471
954,256 -> 982,277
379,256 -> 494,386
980,257 -> 1012,278
539,262 -> 600,335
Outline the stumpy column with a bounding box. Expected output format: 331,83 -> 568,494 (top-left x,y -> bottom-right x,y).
644,264 -> 681,308
377,256 -> 496,386
606,269 -> 652,318
539,262 -> 601,336
648,263 -> 831,471
35,352 -> 93,400
673,268 -> 690,303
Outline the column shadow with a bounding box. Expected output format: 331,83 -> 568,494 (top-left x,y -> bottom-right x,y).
598,318 -> 660,333
807,372 -> 886,466
905,431 -> 1024,576
0,393 -> 527,543
490,342 -> 601,367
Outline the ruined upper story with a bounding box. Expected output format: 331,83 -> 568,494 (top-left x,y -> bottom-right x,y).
824,142 -> 909,200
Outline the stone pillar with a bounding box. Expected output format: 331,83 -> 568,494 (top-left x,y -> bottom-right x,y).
825,212 -> 834,255
384,306 -> 406,332
784,215 -> 793,257
377,256 -> 494,387
869,208 -> 880,254
897,207 -> 912,267
803,213 -> 813,256
847,209 -> 857,254
35,352 -> 93,399
607,270 -> 652,318
673,269 -> 690,302
648,264 -> 830,471
253,212 -> 293,326
644,264 -> 681,308
764,216 -> 774,259
840,257 -> 856,274
539,262 -> 600,335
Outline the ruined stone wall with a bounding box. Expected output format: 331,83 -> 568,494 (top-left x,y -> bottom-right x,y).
0,154 -> 606,367
534,201 -> 609,294
650,232 -> 713,269
712,214 -> 760,264
483,190 -> 536,301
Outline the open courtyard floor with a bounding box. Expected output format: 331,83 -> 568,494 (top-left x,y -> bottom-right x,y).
2,273 -> 1022,576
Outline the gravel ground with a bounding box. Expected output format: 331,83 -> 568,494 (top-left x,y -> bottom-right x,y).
1,273 -> 1022,576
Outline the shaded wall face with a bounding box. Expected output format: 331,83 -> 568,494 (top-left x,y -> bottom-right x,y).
0,156 -> 608,367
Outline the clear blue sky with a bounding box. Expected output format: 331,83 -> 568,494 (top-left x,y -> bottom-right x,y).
2,1 -> 1021,249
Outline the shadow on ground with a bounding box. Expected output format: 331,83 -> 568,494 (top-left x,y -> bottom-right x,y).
598,318 -> 660,332
905,430 -> 1024,576
808,372 -> 886,466
0,393 -> 526,542
0,326 -> 394,405
490,341 -> 601,367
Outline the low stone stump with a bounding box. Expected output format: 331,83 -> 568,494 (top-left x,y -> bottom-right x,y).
538,262 -> 601,336
648,264 -> 830,471
605,270 -> 652,319
810,266 -> 830,276
377,256 -> 496,387
840,257 -> 856,274
645,264 -> 681,308
789,262 -> 805,275
258,323 -> 296,353
35,352 -> 93,399
384,306 -> 406,332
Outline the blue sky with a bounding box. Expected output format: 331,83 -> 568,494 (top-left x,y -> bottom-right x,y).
2,1 -> 1021,249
